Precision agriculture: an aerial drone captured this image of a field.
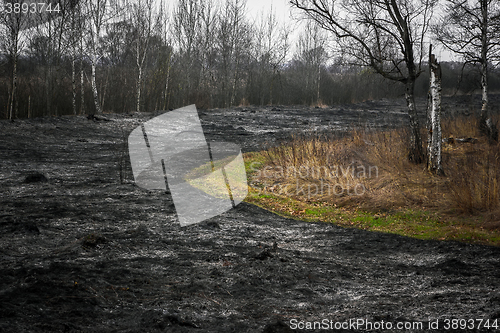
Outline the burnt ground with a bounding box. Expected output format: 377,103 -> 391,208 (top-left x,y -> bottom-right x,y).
1,96 -> 500,332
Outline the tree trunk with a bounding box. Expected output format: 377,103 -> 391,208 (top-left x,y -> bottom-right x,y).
101,69 -> 108,112
46,67 -> 51,116
72,58 -> 76,115
231,56 -> 240,107
405,80 -> 424,164
163,56 -> 171,110
136,67 -> 142,113
479,60 -> 498,141
479,0 -> 498,142
427,52 -> 444,175
9,52 -> 17,121
91,58 -> 101,114
316,63 -> 321,104
80,58 -> 85,115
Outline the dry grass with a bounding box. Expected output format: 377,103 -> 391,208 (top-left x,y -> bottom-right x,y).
249,116 -> 500,233
310,100 -> 330,109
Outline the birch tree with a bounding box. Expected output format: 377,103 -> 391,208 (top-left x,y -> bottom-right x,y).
82,0 -> 125,114
427,48 -> 444,175
159,0 -> 173,110
130,0 -> 158,112
290,0 -> 437,163
85,0 -> 106,114
68,0 -> 85,115
435,0 -> 500,142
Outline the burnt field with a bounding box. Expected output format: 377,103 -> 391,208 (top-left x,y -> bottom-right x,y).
1,96 -> 500,332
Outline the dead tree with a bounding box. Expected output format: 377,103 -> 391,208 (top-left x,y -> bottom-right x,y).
435,0 -> 500,142
427,47 -> 444,176
290,0 -> 438,163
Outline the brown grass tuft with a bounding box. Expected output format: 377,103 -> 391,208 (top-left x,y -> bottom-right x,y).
251,116 -> 500,225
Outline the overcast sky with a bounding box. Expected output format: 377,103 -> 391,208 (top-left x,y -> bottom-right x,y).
245,0 -> 457,62
246,0 -> 293,22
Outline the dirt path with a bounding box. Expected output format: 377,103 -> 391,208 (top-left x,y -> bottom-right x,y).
0,101 -> 499,332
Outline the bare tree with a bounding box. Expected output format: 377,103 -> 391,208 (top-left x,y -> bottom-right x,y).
295,21 -> 328,105
29,0 -> 75,116
82,0 -> 125,114
129,0 -> 158,112
216,0 -> 252,107
85,0 -> 106,114
290,0 -> 437,163
67,0 -> 85,115
173,0 -> 203,104
196,0 -> 218,107
435,0 -> 500,142
252,6 -> 291,105
159,0 -> 173,110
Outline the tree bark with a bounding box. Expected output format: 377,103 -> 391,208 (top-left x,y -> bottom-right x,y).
316,62 -> 320,104
427,52 -> 444,175
136,67 -> 142,113
80,57 -> 84,115
405,80 -> 424,164
479,51 -> 498,141
91,58 -> 101,114
72,58 -> 76,115
163,53 -> 171,110
9,50 -> 17,121
479,0 -> 498,142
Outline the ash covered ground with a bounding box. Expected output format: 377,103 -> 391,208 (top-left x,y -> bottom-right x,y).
1,96 -> 500,332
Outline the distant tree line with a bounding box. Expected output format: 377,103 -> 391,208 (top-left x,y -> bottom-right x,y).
1,0 -> 500,119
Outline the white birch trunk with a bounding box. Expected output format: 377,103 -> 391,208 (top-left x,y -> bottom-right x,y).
428,53 -> 444,175
479,0 -> 498,141
136,67 -> 142,113
91,58 -> 101,114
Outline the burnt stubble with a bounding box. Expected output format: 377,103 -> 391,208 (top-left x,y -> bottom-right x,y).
1,98 -> 499,332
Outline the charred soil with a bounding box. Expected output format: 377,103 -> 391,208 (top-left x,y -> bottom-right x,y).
1,97 -> 500,332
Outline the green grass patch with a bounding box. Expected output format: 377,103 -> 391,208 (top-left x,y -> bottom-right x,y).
243,151 -> 500,247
